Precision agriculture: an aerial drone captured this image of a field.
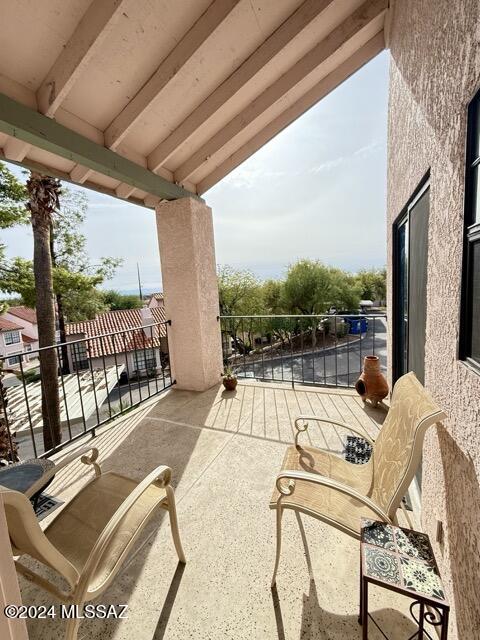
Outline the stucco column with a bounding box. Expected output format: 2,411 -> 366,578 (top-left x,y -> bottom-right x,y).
155,197 -> 222,391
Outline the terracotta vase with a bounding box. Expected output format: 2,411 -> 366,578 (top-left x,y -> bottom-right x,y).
222,377 -> 238,391
355,355 -> 389,406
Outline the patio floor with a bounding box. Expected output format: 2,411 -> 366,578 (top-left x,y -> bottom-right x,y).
20,381 -> 420,640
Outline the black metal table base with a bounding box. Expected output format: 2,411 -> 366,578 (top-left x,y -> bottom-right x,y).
359,577 -> 449,640
406,601 -> 449,640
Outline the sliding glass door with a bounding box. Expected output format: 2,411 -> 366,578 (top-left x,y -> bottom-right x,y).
393,182 -> 430,384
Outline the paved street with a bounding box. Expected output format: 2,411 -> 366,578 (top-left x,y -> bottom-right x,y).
237,316 -> 387,387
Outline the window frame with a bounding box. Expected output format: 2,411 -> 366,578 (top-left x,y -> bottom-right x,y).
460,88 -> 480,371
71,341 -> 89,371
134,348 -> 156,371
4,330 -> 21,346
392,174 -> 430,384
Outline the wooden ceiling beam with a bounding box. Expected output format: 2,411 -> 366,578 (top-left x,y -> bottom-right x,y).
3,137 -> 31,162
115,183 -> 136,199
0,151 -> 149,209
37,0 -> 128,117
69,165 -> 92,184
0,92 -> 197,201
104,0 -> 240,151
196,32 -> 385,195
175,0 -> 387,184
12,0 -> 127,165
147,0 -> 335,172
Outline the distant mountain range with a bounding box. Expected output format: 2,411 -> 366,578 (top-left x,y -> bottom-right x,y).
112,286 -> 160,297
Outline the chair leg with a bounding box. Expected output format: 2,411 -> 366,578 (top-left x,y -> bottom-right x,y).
165,485 -> 186,563
271,504 -> 283,587
64,608 -> 82,640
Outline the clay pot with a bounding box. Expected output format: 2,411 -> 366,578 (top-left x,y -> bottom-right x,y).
222,377 -> 238,391
355,356 -> 389,406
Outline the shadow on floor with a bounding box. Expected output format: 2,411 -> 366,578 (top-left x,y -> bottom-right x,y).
271,513 -> 418,640
22,390 -> 215,640
272,582 -> 417,640
153,562 -> 186,640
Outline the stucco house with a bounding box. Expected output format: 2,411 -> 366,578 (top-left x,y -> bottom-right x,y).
147,292 -> 165,309
0,307 -> 39,367
0,318 -> 28,368
65,306 -> 168,378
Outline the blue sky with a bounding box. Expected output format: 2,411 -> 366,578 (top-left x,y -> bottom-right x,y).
2,51 -> 389,293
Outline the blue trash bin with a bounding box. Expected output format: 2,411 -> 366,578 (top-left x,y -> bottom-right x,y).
345,316 -> 368,334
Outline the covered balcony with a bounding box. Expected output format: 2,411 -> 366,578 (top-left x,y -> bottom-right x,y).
1,1 -> 478,639
18,380 -> 420,640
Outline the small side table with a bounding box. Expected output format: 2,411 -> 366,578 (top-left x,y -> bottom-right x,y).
0,458 -> 55,510
359,518 -> 449,639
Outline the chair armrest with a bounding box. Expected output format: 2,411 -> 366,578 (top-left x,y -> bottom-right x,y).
294,414 -> 375,447
78,465 -> 172,597
275,469 -> 391,523
25,446 -> 100,499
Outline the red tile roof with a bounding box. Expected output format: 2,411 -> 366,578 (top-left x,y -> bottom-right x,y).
0,317 -> 23,332
66,308 -> 167,358
7,306 -> 37,324
150,292 -> 164,300
21,334 -> 37,344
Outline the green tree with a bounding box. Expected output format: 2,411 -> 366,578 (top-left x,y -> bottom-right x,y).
0,163 -> 28,231
51,188 -> 120,324
102,290 -> 143,310
327,267 -> 362,311
283,260 -> 362,313
283,260 -> 333,314
0,163 -> 26,460
218,266 -> 263,355
261,279 -> 285,314
356,268 -> 386,304
0,164 -> 29,311
0,184 -> 121,325
281,260 -> 362,348
218,265 -> 262,315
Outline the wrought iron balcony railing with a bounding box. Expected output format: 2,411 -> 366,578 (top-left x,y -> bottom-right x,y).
220,314 -> 387,389
0,321 -> 172,463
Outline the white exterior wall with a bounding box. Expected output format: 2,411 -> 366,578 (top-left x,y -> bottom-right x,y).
0,329 -> 26,367
3,313 -> 38,341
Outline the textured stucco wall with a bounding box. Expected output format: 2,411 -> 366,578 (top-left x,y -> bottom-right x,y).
155,197 -> 223,391
387,1 -> 480,637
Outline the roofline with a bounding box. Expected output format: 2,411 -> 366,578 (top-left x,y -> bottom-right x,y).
64,320 -> 169,346
6,309 -> 37,323
0,325 -> 24,332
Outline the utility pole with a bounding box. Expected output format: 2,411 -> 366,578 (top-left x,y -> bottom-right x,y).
137,262 -> 143,301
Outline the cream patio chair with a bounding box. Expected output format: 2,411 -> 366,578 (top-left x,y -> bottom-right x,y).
1,446 -> 186,640
270,372 -> 446,586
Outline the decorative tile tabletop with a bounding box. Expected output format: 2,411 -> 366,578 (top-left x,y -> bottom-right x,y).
361,519 -> 447,605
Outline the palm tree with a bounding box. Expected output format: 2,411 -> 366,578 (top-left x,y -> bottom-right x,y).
27,172 -> 62,451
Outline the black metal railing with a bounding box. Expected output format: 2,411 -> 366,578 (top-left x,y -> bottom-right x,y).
0,321 -> 172,462
220,314 -> 386,388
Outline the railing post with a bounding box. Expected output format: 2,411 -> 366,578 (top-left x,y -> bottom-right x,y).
155,197 -> 223,391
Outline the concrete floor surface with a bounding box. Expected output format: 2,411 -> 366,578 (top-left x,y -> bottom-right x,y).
20,382 -> 420,640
